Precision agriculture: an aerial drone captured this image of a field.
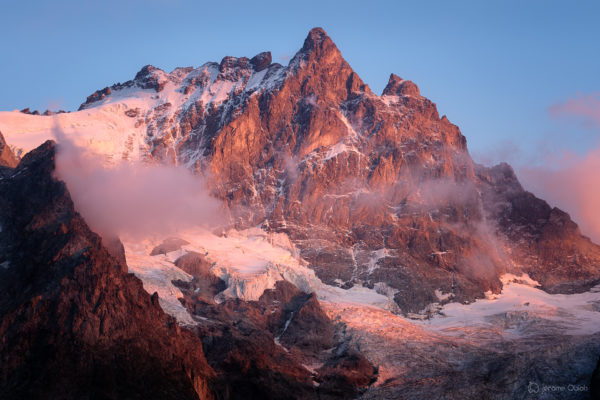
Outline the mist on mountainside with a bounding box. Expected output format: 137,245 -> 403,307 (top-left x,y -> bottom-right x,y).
52,125 -> 226,239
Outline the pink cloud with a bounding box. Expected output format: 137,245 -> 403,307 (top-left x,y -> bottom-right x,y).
548,92 -> 600,127
517,92 -> 600,244
52,126 -> 226,239
279,53 -> 292,63
519,147 -> 600,243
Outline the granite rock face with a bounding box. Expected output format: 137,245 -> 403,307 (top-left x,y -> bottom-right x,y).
77,27 -> 599,313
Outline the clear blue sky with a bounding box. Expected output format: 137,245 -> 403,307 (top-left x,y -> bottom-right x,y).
1,0 -> 599,163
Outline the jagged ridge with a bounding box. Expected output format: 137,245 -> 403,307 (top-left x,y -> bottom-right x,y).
3,27 -> 600,315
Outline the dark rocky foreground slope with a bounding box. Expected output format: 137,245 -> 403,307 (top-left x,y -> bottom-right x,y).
0,141 -> 215,399
0,140 -> 378,399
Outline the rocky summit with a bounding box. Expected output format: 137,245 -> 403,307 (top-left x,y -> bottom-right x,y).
0,27 -> 599,399
75,27 -> 600,314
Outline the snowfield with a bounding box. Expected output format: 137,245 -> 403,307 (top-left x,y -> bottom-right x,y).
121,227 -> 395,327
0,106 -> 147,162
0,60 -> 286,166
121,227 -> 600,345
420,273 -> 600,337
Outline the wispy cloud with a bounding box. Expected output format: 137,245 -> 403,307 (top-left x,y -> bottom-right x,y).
548,92 -> 600,128
278,53 -> 292,63
517,92 -> 600,243
52,125 -> 225,239
519,148 -> 600,243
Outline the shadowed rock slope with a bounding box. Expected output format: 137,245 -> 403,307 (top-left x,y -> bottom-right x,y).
0,141 -> 215,400
0,139 -> 380,399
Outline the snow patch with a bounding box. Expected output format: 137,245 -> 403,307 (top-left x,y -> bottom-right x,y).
122,228 -> 399,324
366,248 -> 388,273
245,68 -> 268,91
124,240 -> 195,325
275,311 -> 295,349
338,110 -> 359,140
419,273 -> 600,336
323,142 -> 361,161
434,289 -> 452,302
380,95 -> 400,107
198,79 -> 235,106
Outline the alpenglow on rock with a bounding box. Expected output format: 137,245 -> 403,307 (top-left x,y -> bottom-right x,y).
3,27 -> 600,315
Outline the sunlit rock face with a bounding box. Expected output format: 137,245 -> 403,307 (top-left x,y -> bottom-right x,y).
1,27 -> 600,400
0,131 -> 18,167
78,27 -> 600,313
2,28 -> 600,315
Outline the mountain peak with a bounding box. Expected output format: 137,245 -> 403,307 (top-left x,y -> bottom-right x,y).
295,27 -> 341,64
382,73 -> 420,97
250,51 -> 272,71
133,64 -> 168,92
284,27 -> 364,102
302,27 -> 331,50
